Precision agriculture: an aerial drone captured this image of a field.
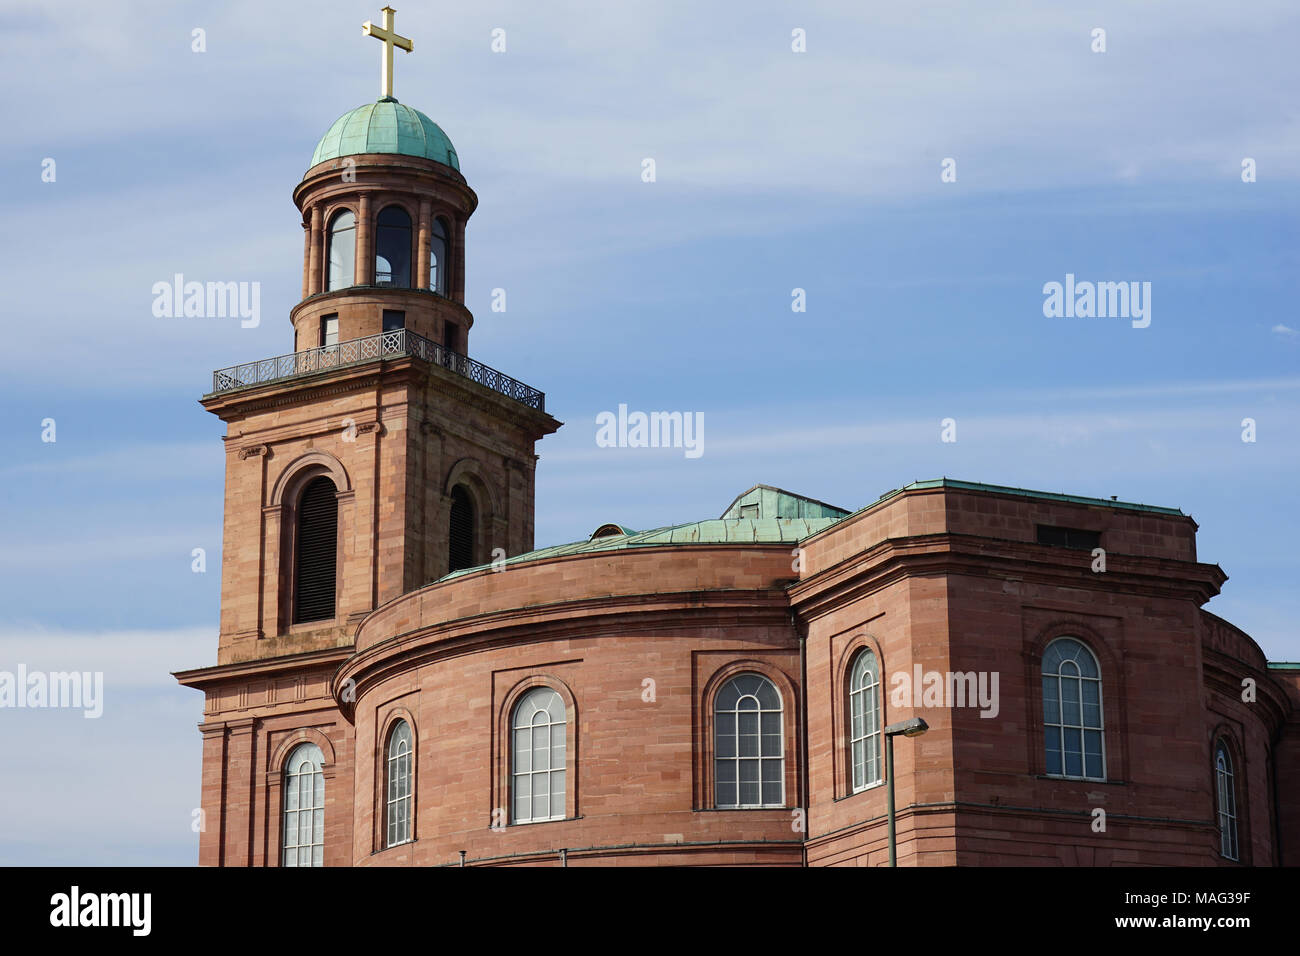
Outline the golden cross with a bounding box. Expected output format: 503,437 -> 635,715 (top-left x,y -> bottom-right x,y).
362,6 -> 413,99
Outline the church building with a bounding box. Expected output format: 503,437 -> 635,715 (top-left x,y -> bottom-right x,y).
175,8 -> 1300,866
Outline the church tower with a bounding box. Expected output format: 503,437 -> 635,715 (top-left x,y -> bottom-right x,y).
203,7 -> 560,667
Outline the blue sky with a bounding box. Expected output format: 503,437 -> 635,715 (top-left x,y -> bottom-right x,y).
0,0 -> 1297,864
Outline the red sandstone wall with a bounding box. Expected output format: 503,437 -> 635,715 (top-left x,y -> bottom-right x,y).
184,484 -> 1292,867
802,574 -> 955,866
188,657 -> 356,867
349,618 -> 803,866
1273,670 -> 1300,864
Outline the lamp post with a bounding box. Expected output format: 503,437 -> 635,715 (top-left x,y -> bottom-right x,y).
884,716 -> 929,867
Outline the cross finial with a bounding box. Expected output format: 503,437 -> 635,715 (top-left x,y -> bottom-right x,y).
362,6 -> 413,100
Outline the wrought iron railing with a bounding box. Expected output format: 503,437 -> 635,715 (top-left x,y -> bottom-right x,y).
210,329 -> 545,411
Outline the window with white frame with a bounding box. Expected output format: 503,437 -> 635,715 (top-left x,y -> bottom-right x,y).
714,673 -> 784,808
849,649 -> 882,791
385,720 -> 413,847
1042,637 -> 1105,780
327,211 -> 355,291
430,217 -> 449,295
282,742 -> 324,867
1215,739 -> 1239,861
511,687 -> 566,824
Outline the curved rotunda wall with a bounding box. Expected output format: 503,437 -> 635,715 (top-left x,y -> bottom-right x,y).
342,545 -> 806,866
1198,611 -> 1291,865
350,545 -> 800,656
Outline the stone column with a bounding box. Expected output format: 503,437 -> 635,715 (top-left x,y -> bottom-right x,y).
223,717 -> 257,867
416,199 -> 432,290
301,220 -> 311,300
197,722 -> 228,867
307,205 -> 323,296
356,194 -> 372,286
454,220 -> 466,302
419,421 -> 444,586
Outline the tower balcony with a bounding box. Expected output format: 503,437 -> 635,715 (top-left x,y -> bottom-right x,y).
208,328 -> 545,411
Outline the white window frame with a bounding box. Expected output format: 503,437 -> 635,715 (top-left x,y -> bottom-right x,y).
385,720 -> 413,848
1042,637 -> 1106,781
511,687 -> 567,824
282,742 -> 325,867
1216,740 -> 1239,861
327,210 -> 356,292
849,650 -> 882,792
713,673 -> 785,809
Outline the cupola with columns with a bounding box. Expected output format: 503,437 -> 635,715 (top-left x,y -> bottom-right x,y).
292,6 -> 474,354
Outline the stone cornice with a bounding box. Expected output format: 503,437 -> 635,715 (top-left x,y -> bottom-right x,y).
1201,647 -> 1291,730
287,286 -> 474,327
294,153 -> 477,211
790,532 -> 1226,622
333,589 -> 793,716
173,646 -> 354,690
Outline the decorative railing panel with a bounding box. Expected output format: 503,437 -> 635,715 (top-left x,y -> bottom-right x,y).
210,329 -> 544,411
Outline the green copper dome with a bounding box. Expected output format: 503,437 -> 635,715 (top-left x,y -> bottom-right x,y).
309,98 -> 459,171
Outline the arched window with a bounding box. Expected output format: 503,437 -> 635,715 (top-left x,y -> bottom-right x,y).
1215,739 -> 1239,861
293,475 -> 338,624
385,720 -> 413,847
511,687 -> 566,823
714,673 -> 784,808
849,649 -> 881,792
327,210 -> 355,292
448,485 -> 474,572
429,217 -> 449,295
375,205 -> 412,287
282,742 -> 324,867
1042,637 -> 1105,780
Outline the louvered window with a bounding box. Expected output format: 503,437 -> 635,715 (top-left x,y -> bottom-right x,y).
448,485 -> 474,572
294,476 -> 338,623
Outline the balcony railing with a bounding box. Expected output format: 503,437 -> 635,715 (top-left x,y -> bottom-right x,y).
210,329 -> 545,411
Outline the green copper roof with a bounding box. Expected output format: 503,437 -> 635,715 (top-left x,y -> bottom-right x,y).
442,515 -> 842,581
721,484 -> 850,521
309,98 -> 459,171
439,479 -> 1186,583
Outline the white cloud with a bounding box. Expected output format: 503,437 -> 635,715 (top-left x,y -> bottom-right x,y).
0,626 -> 211,864
0,626 -> 213,685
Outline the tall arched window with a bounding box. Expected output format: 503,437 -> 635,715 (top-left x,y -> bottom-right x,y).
385,720 -> 413,847
375,205 -> 412,287
849,650 -> 881,792
293,476 -> 338,624
714,673 -> 784,808
429,217 -> 449,295
1042,637 -> 1105,780
282,742 -> 324,867
327,210 -> 355,292
448,485 -> 475,572
511,687 -> 567,824
1215,739 -> 1239,861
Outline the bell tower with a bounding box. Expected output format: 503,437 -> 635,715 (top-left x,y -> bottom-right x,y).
202,8 -> 561,665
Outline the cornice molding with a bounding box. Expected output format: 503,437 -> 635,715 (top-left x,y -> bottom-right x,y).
791,533 -> 1226,622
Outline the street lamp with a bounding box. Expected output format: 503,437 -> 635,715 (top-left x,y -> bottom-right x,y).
884,716 -> 929,867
